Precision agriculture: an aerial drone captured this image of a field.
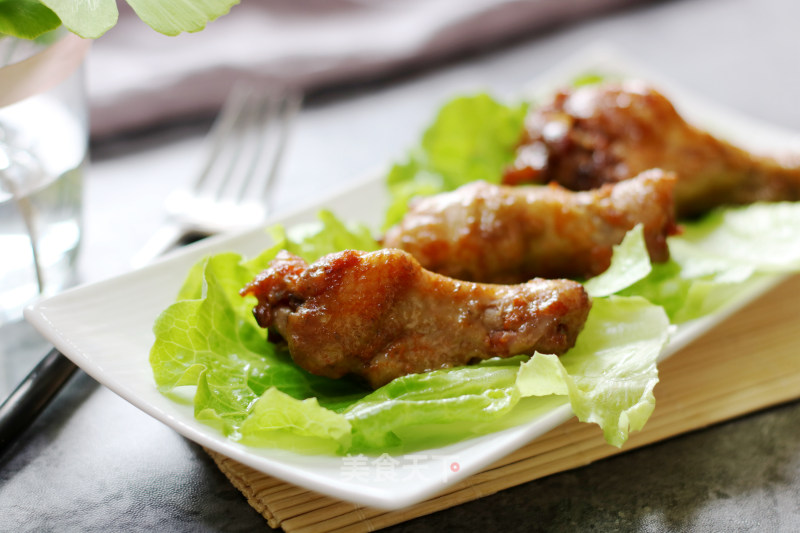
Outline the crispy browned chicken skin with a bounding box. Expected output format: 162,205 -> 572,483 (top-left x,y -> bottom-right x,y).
242,249 -> 591,388
503,81 -> 800,218
383,169 -> 677,283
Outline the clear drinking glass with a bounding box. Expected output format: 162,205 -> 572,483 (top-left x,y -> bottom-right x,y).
0,30 -> 90,326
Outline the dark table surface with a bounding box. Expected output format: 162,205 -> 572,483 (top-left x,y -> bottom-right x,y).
3,0 -> 800,531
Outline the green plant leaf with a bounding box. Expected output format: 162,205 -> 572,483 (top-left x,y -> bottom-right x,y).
42,0 -> 239,39
127,0 -> 239,36
41,0 -> 117,39
0,0 -> 61,40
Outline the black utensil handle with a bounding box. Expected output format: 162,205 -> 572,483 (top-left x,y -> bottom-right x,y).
0,348 -> 78,456
0,235 -> 206,459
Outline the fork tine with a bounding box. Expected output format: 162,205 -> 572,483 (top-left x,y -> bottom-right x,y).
230,88 -> 285,202
230,89 -> 302,209
258,91 -> 303,213
196,84 -> 302,206
192,82 -> 252,194
210,89 -> 261,201
202,87 -> 265,201
232,89 -> 302,212
139,84 -> 301,264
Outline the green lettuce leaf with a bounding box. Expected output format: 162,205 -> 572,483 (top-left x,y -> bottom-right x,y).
345,295 -> 670,453
150,212 -> 379,447
239,388 -> 353,455
384,93 -> 528,228
344,358 -> 526,453
421,94 -> 528,189
273,209 -> 380,263
151,208 -> 672,454
671,202 -> 800,275
584,224 -> 652,298
518,297 -> 669,447
623,202 -> 800,322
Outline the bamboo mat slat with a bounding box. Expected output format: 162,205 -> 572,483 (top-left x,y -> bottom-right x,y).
207,274 -> 800,533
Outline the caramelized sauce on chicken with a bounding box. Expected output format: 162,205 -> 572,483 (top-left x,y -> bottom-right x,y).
242,249 -> 591,388
503,81 -> 800,218
383,169 -> 677,283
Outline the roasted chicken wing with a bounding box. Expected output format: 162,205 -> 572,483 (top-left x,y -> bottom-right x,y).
242,249 -> 591,388
383,169 -> 677,283
503,81 -> 800,218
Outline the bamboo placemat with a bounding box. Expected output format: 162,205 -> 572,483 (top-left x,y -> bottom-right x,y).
207,274 -> 800,533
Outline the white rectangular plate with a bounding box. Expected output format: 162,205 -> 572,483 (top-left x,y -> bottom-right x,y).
25,46 -> 800,510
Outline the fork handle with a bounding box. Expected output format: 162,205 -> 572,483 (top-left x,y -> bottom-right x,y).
0,348 -> 78,457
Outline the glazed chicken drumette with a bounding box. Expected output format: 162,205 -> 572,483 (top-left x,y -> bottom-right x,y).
383,169 -> 677,283
242,249 -> 591,388
503,81 -> 800,218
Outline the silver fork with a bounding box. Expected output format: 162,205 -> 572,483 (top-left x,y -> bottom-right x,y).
133,83 -> 302,266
